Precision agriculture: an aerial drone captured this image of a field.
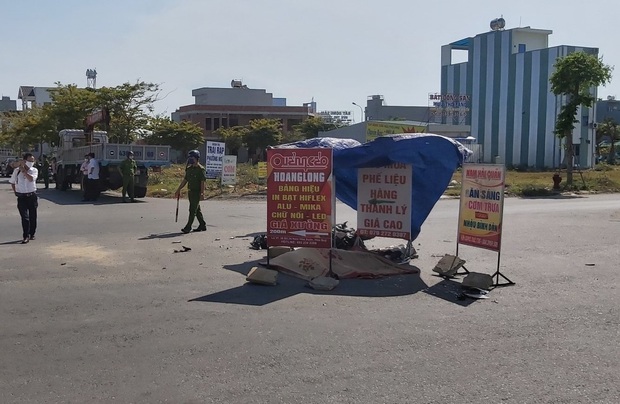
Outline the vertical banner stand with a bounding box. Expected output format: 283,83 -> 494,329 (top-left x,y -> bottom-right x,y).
456,163 -> 515,287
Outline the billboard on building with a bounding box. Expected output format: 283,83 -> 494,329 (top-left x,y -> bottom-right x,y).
366,122 -> 427,142
318,111 -> 353,125
428,93 -> 471,124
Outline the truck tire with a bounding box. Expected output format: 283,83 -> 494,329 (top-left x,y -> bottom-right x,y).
134,186 -> 147,198
107,168 -> 123,190
56,166 -> 68,191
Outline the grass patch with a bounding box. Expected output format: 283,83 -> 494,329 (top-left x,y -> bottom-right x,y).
147,163 -> 266,199
147,163 -> 620,199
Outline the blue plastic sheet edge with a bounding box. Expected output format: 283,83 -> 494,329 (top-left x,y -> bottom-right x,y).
274,134 -> 471,241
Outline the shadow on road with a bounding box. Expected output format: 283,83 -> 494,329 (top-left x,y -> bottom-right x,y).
37,188 -> 132,206
0,240 -> 25,246
189,259 -> 429,306
139,231 -> 187,240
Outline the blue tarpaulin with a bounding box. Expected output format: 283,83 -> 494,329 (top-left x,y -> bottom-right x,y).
276,134 -> 470,241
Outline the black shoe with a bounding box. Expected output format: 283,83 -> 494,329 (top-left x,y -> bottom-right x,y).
192,225 -> 207,232
29,235 -> 35,241
21,238 -> 29,244
181,227 -> 191,234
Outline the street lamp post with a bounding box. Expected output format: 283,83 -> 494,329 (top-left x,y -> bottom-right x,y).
352,102 -> 364,123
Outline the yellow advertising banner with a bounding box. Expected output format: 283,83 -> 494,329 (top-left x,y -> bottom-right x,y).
457,164 -> 505,252
366,122 -> 427,142
257,162 -> 267,179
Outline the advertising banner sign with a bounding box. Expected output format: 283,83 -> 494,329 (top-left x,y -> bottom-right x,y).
357,163 -> 412,240
366,122 -> 426,142
221,155 -> 237,185
458,164 -> 505,252
205,141 -> 225,179
257,161 -> 267,179
267,148 -> 333,248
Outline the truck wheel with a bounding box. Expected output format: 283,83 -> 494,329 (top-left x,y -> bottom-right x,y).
134,186 -> 147,198
108,169 -> 123,190
56,167 -> 68,191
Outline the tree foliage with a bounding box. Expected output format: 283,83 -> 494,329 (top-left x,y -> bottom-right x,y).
214,126 -> 248,155
550,52 -> 612,186
244,119 -> 282,160
293,116 -> 342,139
145,116 -> 204,156
596,118 -> 620,164
0,81 -> 161,151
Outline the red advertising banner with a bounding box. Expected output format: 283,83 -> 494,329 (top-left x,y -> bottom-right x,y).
266,148 -> 333,248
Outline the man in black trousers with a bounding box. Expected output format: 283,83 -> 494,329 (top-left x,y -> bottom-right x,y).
9,153 -> 39,244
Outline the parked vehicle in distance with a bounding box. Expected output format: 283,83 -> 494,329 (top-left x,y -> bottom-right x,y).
54,129 -> 171,197
2,157 -> 19,177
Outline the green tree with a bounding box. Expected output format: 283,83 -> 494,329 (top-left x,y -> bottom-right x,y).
244,119 -> 282,161
214,126 -> 248,155
145,116 -> 204,157
550,52 -> 612,186
596,118 -> 620,164
48,84 -> 99,130
293,116 -> 342,139
0,106 -> 57,153
97,81 -> 159,143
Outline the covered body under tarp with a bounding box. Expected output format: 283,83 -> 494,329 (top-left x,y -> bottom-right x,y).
276,134 -> 470,241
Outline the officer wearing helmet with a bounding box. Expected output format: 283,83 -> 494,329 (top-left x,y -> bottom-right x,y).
175,149 -> 207,233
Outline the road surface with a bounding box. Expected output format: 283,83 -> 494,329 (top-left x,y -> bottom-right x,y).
1,180 -> 619,403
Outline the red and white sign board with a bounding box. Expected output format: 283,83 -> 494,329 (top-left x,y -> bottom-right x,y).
266,148 -> 333,248
458,163 -> 505,252
357,163 -> 412,240
221,155 -> 237,185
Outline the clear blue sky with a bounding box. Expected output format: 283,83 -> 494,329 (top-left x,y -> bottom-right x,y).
1,0 -> 618,122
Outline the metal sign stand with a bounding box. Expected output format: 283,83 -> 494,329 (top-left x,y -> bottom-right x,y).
456,163 -> 514,288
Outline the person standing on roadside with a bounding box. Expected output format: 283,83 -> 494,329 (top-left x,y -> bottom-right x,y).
84,152 -> 100,201
40,155 -> 50,189
80,154 -> 89,193
118,151 -> 137,202
174,150 -> 207,234
9,153 -> 39,244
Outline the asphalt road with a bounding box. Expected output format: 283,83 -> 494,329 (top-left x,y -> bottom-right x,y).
1,179 -> 619,404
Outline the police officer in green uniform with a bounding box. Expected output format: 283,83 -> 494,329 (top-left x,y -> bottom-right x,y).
175,150 -> 207,234
118,151 -> 137,202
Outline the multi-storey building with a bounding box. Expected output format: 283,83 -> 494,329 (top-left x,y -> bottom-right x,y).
442,23 -> 598,168
171,80 -> 313,141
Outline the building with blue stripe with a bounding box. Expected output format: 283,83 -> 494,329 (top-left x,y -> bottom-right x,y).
442,26 -> 598,168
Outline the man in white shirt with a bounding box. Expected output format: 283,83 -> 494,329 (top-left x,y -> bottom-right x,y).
9,153 -> 39,244
84,152 -> 100,201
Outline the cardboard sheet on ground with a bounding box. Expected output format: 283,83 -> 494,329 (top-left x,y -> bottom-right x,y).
267,248 -> 419,280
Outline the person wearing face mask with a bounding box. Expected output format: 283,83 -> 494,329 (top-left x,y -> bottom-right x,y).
174,149 -> 207,234
83,152 -> 100,202
9,153 -> 39,244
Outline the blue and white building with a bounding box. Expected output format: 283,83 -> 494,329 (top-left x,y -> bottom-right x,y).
441,23 -> 598,168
